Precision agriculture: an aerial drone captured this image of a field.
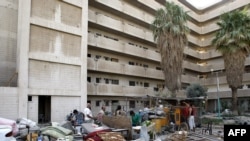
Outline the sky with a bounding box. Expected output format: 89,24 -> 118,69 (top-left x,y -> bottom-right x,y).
186,0 -> 222,10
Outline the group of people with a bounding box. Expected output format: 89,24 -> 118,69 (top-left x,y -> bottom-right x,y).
70,103 -> 106,126
70,103 -> 147,128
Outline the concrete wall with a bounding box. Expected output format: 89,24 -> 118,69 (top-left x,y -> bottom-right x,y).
0,0 -> 88,122
29,60 -> 81,90
27,96 -> 38,122
29,25 -> 81,58
31,0 -> 81,27
0,87 -> 18,120
51,96 -> 81,123
0,0 -> 18,86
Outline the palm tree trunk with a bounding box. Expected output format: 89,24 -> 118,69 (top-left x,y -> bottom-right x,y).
231,87 -> 238,115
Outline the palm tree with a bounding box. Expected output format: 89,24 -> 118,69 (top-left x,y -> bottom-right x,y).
151,1 -> 189,97
212,7 -> 250,115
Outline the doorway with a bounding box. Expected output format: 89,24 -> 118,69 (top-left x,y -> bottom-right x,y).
38,96 -> 51,123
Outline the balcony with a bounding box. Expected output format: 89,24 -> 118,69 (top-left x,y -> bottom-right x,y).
87,83 -> 155,96
87,58 -> 163,79
88,9 -> 154,43
88,32 -> 159,61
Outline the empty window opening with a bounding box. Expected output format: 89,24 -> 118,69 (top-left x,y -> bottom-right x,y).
87,77 -> 91,82
129,81 -> 135,86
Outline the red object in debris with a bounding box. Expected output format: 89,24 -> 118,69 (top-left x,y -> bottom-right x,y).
83,129 -> 111,141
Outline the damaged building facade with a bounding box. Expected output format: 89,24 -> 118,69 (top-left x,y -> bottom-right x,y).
1,0 -> 250,123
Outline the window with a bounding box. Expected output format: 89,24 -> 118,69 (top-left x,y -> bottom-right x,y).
105,101 -> 109,106
105,79 -> 109,84
156,67 -> 161,70
129,101 -> 135,108
96,78 -> 101,83
104,35 -> 118,41
87,77 -> 91,82
112,79 -> 119,85
144,82 -> 149,87
28,96 -> 32,101
129,62 -> 135,65
104,56 -> 110,61
96,101 -> 101,106
128,42 -> 135,46
154,87 -> 159,92
111,58 -> 118,62
95,55 -> 101,59
143,64 -> 148,68
87,54 -> 91,58
129,81 -> 135,86
96,33 -> 102,37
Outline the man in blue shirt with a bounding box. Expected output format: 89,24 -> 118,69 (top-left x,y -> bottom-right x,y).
73,109 -> 84,125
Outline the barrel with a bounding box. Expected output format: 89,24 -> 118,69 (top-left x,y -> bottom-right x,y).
175,107 -> 181,126
152,118 -> 161,133
160,117 -> 167,127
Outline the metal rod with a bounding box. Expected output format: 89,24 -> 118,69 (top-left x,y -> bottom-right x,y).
216,72 -> 221,118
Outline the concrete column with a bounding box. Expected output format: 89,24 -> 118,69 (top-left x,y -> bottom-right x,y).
17,0 -> 31,118
80,0 -> 88,110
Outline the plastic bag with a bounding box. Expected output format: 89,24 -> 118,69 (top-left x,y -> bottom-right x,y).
139,125 -> 149,141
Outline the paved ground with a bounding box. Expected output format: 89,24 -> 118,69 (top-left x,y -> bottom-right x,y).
158,126 -> 224,141
17,123 -> 225,141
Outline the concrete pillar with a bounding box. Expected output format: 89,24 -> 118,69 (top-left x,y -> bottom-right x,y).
80,0 -> 88,110
17,0 -> 31,118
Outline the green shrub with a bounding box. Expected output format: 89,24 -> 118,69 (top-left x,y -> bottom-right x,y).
201,117 -> 223,125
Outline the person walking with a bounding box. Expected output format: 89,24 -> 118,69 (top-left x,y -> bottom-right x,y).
188,103 -> 195,132
182,101 -> 190,123
84,103 -> 96,123
97,105 -> 106,122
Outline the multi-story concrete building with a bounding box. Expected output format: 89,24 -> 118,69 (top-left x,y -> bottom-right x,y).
1,0 -> 250,122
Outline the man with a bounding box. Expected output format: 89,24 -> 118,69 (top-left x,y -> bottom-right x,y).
188,104 -> 195,132
84,103 -> 96,123
129,110 -> 140,126
73,109 -> 84,125
182,101 -> 190,123
97,105 -> 106,122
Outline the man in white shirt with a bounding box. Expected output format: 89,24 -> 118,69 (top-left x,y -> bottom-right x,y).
97,105 -> 106,122
84,103 -> 95,123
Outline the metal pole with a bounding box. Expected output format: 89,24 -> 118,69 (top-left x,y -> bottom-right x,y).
216,72 -> 221,118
